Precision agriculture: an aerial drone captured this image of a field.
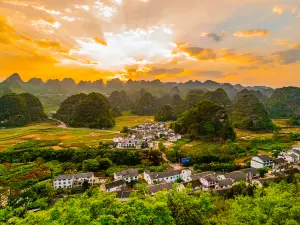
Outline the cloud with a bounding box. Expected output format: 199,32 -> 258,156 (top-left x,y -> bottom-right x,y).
34,39 -> 62,48
183,47 -> 217,60
234,29 -> 269,38
31,19 -> 61,34
273,45 -> 300,64
220,49 -> 270,65
292,7 -> 298,14
148,67 -> 184,76
273,6 -> 284,15
201,32 -> 225,42
290,43 -> 300,49
193,70 -> 225,78
275,39 -> 289,45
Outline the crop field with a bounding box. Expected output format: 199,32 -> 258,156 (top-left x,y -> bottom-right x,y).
0,113 -> 154,150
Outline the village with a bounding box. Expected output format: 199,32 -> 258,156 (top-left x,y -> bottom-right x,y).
112,122 -> 182,149
53,143 -> 300,200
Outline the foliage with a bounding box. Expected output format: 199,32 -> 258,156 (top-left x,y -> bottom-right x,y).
55,92 -> 115,129
108,90 -> 132,110
135,92 -> 158,116
268,86 -> 300,118
231,90 -> 275,131
155,104 -> 177,121
173,100 -> 235,141
202,88 -> 232,110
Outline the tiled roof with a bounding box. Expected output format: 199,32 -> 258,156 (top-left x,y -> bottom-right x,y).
54,174 -> 73,181
105,180 -> 125,189
74,172 -> 94,179
148,183 -> 173,193
145,170 -> 182,180
115,169 -> 138,177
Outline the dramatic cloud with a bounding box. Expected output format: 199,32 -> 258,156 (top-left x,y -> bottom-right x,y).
148,67 -> 184,76
201,32 -> 225,42
234,29 -> 269,38
183,47 -> 217,60
273,45 -> 300,64
193,70 -> 225,78
273,6 -> 284,15
275,39 -> 289,45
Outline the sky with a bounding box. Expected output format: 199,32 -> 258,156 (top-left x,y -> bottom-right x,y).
1,0 -> 300,87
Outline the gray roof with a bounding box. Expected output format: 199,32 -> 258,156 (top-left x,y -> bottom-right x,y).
149,183 -> 173,194
182,180 -> 201,189
191,171 -> 216,181
241,168 -> 259,174
290,153 -> 298,159
255,155 -> 273,162
202,174 -> 218,182
146,170 -> 182,180
219,179 -> 233,187
54,174 -> 73,181
273,158 -> 286,164
293,149 -> 300,155
227,171 -> 246,182
74,172 -> 94,179
254,177 -> 276,185
115,169 -> 138,177
105,180 -> 125,190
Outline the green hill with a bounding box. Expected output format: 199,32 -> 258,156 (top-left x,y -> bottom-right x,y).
268,87 -> 300,118
155,104 -> 177,121
202,88 -> 232,110
0,93 -> 46,127
173,100 -> 235,140
108,91 -> 132,110
134,92 -> 157,116
55,93 -> 115,129
231,90 -> 274,131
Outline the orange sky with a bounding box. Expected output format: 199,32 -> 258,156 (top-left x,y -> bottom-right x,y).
1,0 -> 300,87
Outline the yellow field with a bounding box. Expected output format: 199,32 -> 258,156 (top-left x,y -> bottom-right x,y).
0,113 -> 154,150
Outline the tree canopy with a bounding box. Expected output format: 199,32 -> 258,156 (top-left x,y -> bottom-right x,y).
155,104 -> 177,122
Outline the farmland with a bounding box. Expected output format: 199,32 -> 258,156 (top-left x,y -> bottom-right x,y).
0,113 -> 154,150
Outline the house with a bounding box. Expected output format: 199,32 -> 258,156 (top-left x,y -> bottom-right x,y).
114,169 -> 139,182
191,171 -> 216,181
73,172 -> 95,188
250,155 -> 273,168
53,174 -> 74,190
218,179 -> 233,189
116,190 -> 132,200
143,169 -> 191,184
105,180 -> 126,192
117,139 -> 139,149
252,177 -> 277,186
177,180 -> 202,192
240,168 -> 260,179
272,158 -> 289,173
200,174 -> 219,190
148,183 -> 173,195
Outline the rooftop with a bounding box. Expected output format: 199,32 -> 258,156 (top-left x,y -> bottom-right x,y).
148,183 -> 173,194
105,180 -> 125,190
115,169 -> 138,177
54,174 -> 74,181
74,172 -> 94,179
145,169 -> 182,180
254,155 -> 273,162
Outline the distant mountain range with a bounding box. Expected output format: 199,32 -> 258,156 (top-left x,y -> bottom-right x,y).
0,73 -> 275,99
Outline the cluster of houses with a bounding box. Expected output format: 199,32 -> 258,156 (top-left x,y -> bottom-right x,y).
53,146 -> 300,199
113,123 -> 182,149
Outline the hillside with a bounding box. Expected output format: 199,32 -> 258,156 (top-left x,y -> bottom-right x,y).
134,92 -> 157,116
202,88 -> 232,110
108,91 -> 132,110
155,104 -> 177,121
173,100 -> 235,140
268,87 -> 300,118
231,90 -> 274,131
55,93 -> 115,129
0,93 -> 46,127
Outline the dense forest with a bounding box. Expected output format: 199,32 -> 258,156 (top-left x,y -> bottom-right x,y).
2,175 -> 300,224
55,93 -> 115,129
0,93 -> 46,127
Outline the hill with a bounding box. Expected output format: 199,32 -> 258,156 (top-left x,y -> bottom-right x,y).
231,90 -> 274,131
173,100 -> 235,140
202,88 -> 232,110
55,93 -> 115,129
268,87 -> 300,118
134,92 -> 157,116
155,104 -> 177,121
0,93 -> 46,127
108,91 -> 132,110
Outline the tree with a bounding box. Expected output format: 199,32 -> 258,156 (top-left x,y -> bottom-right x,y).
82,159 -> 99,172
155,105 -> 177,122
120,126 -> 129,133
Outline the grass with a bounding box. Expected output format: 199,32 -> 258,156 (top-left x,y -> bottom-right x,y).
0,113 -> 154,150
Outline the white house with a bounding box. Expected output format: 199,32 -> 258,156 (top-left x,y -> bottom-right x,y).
200,174 -> 219,190
250,155 -> 273,168
105,180 -> 126,192
143,169 -> 192,185
114,169 -> 139,182
117,139 -> 139,149
73,172 -> 95,188
53,174 -> 74,190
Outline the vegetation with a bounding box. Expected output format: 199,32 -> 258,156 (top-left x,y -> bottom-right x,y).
108,91 -> 132,111
268,87 -> 300,118
173,100 -> 235,141
202,88 -> 232,110
0,93 -> 46,127
55,93 -> 115,129
134,92 -> 157,116
289,107 -> 300,125
231,90 -> 275,131
155,104 -> 177,122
